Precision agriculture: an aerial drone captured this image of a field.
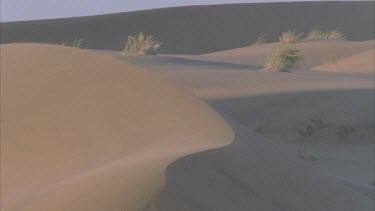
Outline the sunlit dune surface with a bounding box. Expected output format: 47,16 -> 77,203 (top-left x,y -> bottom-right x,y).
313,48 -> 375,73
0,44 -> 233,211
197,40 -> 374,69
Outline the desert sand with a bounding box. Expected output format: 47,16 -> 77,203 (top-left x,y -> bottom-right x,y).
2,40 -> 372,211
313,48 -> 375,72
0,44 -> 233,211
102,39 -> 374,210
1,2 -> 374,211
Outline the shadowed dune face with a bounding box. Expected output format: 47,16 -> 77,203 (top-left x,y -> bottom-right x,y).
1,1 -> 374,54
0,44 -> 233,211
155,116 -> 374,211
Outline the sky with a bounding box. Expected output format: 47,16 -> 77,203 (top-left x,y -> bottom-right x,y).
1,0 -> 342,22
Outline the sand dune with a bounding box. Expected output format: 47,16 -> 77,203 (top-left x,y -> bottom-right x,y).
313,48 -> 375,72
107,40 -> 374,99
0,44 -> 233,211
98,39 -> 374,210
155,115 -> 373,211
1,1 -> 374,54
195,40 -> 374,69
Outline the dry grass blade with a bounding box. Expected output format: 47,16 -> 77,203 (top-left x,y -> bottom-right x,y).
122,32 -> 162,55
62,38 -> 85,48
279,30 -> 304,43
326,28 -> 345,39
252,35 -> 267,46
305,28 -> 345,41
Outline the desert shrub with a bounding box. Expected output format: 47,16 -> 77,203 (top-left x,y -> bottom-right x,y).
279,30 -> 304,43
306,28 -> 345,40
337,125 -> 356,138
296,112 -> 326,138
262,47 -> 303,72
252,35 -> 267,46
122,32 -> 161,55
62,38 -> 85,48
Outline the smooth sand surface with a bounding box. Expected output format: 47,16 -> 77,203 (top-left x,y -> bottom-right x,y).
0,44 -> 233,211
313,48 -> 375,73
154,115 -> 373,211
101,39 -> 374,210
1,1 -> 374,54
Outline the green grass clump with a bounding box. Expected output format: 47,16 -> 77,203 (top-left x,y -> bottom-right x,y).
337,125 -> 356,138
252,35 -> 267,46
279,30 -> 304,43
296,112 -> 326,138
122,32 -> 161,55
263,47 -> 303,72
62,38 -> 85,48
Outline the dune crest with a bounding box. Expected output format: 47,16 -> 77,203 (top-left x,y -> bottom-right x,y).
0,44 -> 233,211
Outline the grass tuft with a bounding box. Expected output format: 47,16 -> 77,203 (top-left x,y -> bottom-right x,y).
306,30 -> 327,40
296,112 -> 326,138
252,35 -> 267,46
121,32 -> 161,55
62,38 -> 85,48
279,30 -> 304,43
306,28 -> 345,41
262,47 -> 303,72
326,28 -> 345,39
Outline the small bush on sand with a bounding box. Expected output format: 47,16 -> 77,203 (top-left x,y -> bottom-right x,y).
279,30 -> 304,43
296,112 -> 326,139
306,28 -> 345,40
252,35 -> 267,46
337,124 -> 356,138
62,38 -> 85,48
263,47 -> 303,72
122,32 -> 161,55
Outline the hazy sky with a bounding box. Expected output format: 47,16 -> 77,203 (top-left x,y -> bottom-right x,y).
1,0 -> 339,22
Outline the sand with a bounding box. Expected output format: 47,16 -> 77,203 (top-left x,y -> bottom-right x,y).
0,44 -> 233,211
100,38 -> 374,210
1,1 -> 374,54
1,4 -> 374,208
313,48 -> 375,73
155,115 -> 373,211
181,39 -> 374,70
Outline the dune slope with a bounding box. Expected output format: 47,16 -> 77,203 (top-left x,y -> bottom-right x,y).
198,40 -> 374,69
0,44 -> 233,211
155,116 -> 373,211
313,48 -> 375,72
